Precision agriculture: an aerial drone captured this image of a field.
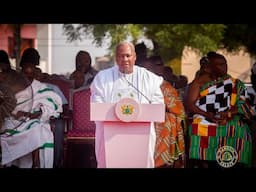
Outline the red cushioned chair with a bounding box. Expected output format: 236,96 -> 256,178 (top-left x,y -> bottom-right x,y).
65,87 -> 96,168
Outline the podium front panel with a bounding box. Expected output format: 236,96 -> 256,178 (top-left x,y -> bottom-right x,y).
91,102 -> 165,122
104,122 -> 151,168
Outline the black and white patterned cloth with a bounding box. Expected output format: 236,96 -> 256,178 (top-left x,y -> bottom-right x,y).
247,84 -> 256,113
197,78 -> 234,114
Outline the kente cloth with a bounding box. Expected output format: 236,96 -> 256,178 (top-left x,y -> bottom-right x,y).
0,79 -> 62,168
91,65 -> 164,168
188,74 -> 253,165
154,81 -> 186,167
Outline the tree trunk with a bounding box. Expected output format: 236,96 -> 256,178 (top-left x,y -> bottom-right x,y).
13,24 -> 21,71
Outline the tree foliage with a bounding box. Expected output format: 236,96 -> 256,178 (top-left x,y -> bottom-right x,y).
142,24 -> 226,61
63,24 -> 226,59
63,24 -> 143,55
222,24 -> 256,57
62,24 -> 256,73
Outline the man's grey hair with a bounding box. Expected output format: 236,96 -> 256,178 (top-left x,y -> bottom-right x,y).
115,41 -> 136,54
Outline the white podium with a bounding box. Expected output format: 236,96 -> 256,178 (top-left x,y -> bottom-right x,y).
91,98 -> 165,168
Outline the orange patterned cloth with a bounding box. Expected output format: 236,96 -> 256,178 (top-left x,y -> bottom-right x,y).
154,80 -> 186,167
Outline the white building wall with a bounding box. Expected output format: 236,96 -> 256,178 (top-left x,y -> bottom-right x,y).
219,50 -> 252,82
50,24 -> 109,76
36,24 -> 49,72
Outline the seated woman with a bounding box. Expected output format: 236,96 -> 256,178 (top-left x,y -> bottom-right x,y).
70,50 -> 97,88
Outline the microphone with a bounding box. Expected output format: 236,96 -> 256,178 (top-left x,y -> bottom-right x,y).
123,69 -> 152,104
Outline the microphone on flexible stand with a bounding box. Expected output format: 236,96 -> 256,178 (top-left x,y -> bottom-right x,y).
123,68 -> 152,104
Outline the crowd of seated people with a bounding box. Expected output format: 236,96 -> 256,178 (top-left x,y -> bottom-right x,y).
1,46 -> 256,169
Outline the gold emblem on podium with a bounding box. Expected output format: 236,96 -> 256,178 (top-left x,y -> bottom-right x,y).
121,105 -> 134,115
115,98 -> 140,122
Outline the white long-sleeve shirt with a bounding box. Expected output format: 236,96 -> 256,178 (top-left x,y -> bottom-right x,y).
90,65 -> 164,168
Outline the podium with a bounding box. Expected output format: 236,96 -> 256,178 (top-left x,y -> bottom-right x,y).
90,98 -> 165,168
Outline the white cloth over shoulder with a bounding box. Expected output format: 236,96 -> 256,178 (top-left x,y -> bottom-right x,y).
1,79 -> 63,168
90,65 -> 164,168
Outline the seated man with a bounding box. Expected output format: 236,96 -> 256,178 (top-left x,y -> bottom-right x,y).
186,52 -> 254,168
0,70 -> 62,168
34,67 -> 69,168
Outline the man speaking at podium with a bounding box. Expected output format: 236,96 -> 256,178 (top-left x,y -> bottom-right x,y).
90,41 -> 164,168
